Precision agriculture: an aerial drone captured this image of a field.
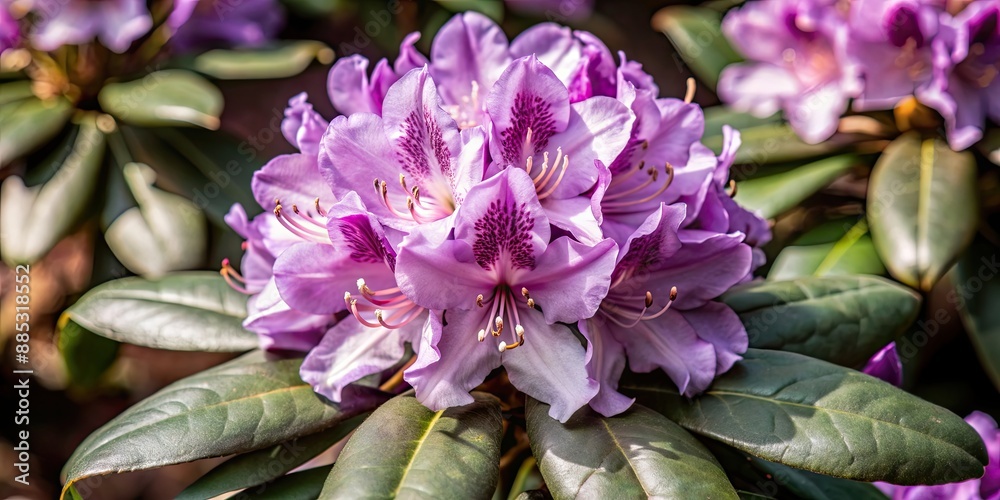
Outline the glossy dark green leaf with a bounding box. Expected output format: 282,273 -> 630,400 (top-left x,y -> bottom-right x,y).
526,398 -> 737,500
177,414 -> 367,499
513,491 -> 551,500
623,349 -> 987,484
0,94 -> 73,165
751,458 -> 888,500
867,132 -> 978,291
768,220 -> 885,280
320,392 -> 504,499
721,276 -> 920,367
954,240 -> 1000,391
57,320 -> 120,388
61,272 -> 257,352
731,155 -> 856,219
703,124 -> 852,166
104,162 -> 207,277
190,41 -> 334,80
0,114 -> 104,265
98,70 -> 223,129
61,352 -> 376,500
651,5 -> 741,89
241,464 -> 334,499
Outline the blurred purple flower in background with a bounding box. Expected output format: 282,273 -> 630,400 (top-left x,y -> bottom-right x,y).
167,0 -> 284,53
0,5 -> 19,52
719,0 -> 860,143
877,411 -> 999,499
921,0 -> 1000,149
30,0 -> 151,52
505,0 -> 595,22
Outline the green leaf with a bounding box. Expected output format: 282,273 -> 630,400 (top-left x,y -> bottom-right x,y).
622,349 -> 988,484
508,457 -> 543,500
651,5 -> 741,89
750,458 -> 888,500
99,70 -> 223,129
61,272 -> 257,352
176,414 -> 367,499
527,398 -> 737,499
104,162 -> 207,277
703,106 -> 782,140
190,41 -> 334,80
0,114 -> 105,265
0,94 -> 73,165
120,126 -> 259,225
241,464 -> 334,499
768,219 -> 885,280
57,320 -> 120,389
867,132 -> 978,291
61,352 -> 377,500
320,392 -> 504,499
0,80 -> 38,106
703,124 -> 851,166
954,240 -> 1000,391
978,128 -> 999,166
721,275 -> 920,367
732,155 -> 856,219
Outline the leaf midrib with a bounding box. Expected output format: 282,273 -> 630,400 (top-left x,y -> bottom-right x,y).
599,419 -> 651,498
72,293 -> 245,319
623,385 -> 977,461
390,409 -> 445,498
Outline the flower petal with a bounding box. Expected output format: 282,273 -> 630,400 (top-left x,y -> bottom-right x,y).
430,12 -> 512,106
503,311 -> 598,422
614,308 -> 718,396
251,153 -> 331,211
522,236 -> 617,324
405,309 -> 501,410
580,318 -> 634,417
862,342 -> 903,387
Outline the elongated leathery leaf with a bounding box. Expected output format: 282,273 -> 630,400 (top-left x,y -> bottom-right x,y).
526,398 -> 737,500
176,414 -> 368,499
61,352 -> 382,499
62,272 -> 257,352
867,132 -> 977,291
622,349 -> 987,485
320,392 -> 503,499
721,275 -> 920,367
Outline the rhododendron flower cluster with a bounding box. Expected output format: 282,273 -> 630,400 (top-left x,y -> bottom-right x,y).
719,0 -> 1000,150
223,12 -> 769,421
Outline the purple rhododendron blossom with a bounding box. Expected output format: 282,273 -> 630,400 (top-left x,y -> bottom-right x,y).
166,0 -> 284,53
582,203 -> 751,416
720,0 -> 998,150
876,411 -> 999,499
396,168 -> 617,421
862,341 -> 904,386
922,0 -> 1000,150
224,13 -> 769,421
719,0 -> 861,144
505,0 -> 595,22
30,0 -> 151,52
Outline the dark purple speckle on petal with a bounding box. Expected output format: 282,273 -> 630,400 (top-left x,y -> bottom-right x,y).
473,199 -> 536,271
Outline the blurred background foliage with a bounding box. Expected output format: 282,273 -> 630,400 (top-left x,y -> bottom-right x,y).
1,0 -> 998,498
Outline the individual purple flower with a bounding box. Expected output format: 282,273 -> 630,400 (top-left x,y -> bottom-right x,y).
876,411 -> 999,499
718,0 -> 861,143
486,55 -> 632,243
30,0 -> 152,53
281,93 -> 329,157
292,193 -> 427,402
509,23 -> 617,102
327,32 -> 427,116
862,342 -> 903,386
319,66 -> 487,231
166,0 -> 284,53
582,203 -> 752,416
846,0 -> 945,112
396,168 -> 618,422
1,6 -> 19,53
223,205 -> 334,353
920,0 -> 1000,150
